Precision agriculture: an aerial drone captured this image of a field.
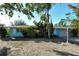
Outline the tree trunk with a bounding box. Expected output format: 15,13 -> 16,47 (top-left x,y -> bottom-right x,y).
48,24 -> 50,39
45,9 -> 50,39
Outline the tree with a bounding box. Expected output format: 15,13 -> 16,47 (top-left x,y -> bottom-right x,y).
58,19 -> 65,27
50,20 -> 54,37
34,4 -> 54,38
0,24 -> 8,38
0,3 -> 54,38
33,20 -> 47,37
68,4 -> 79,36
71,19 -> 79,32
68,4 -> 79,18
68,4 -> 79,27
0,3 -> 35,19
11,20 -> 26,26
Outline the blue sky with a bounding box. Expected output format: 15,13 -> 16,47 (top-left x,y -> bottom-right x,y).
49,3 -> 77,24
0,3 -> 77,26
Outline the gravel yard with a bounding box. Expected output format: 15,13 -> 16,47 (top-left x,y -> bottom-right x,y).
0,38 -> 79,56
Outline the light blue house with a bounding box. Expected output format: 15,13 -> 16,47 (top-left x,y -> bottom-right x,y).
8,27 -> 24,38
53,19 -> 74,38
53,27 -> 73,38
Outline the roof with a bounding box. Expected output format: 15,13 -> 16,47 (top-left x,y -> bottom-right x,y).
54,26 -> 75,29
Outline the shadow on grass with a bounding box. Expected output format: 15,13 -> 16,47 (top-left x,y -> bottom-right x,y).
53,50 -> 79,56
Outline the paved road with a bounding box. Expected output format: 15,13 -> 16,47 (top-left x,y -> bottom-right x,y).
68,37 -> 79,45
54,36 -> 79,45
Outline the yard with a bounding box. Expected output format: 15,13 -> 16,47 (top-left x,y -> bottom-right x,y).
0,38 -> 79,56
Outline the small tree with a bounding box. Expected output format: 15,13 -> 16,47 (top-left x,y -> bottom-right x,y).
58,19 -> 65,27
11,20 -> 26,26
71,19 -> 79,36
0,26 -> 8,38
33,20 -> 47,37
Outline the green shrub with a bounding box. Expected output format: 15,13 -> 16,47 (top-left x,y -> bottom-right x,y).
0,27 -> 8,38
21,29 -> 27,37
71,29 -> 78,37
26,29 -> 36,38
16,26 -> 36,38
16,26 -> 48,38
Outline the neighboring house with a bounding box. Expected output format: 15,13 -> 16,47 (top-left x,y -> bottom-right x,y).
53,19 -> 76,38
9,27 -> 24,38
8,25 -> 33,38
53,27 -> 73,38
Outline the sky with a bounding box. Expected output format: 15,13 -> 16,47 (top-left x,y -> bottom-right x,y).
0,3 -> 77,26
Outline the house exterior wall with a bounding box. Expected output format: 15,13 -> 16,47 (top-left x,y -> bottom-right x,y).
53,28 -> 72,38
9,28 -> 24,37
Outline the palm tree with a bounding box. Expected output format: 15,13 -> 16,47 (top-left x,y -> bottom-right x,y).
68,4 -> 79,19
58,19 -> 65,27
68,4 -> 79,36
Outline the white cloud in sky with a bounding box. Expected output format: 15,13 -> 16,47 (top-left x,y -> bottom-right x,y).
0,13 -> 35,26
0,15 -> 11,26
0,9 -> 40,26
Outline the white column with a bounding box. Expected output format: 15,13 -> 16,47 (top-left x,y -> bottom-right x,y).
67,27 -> 68,43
